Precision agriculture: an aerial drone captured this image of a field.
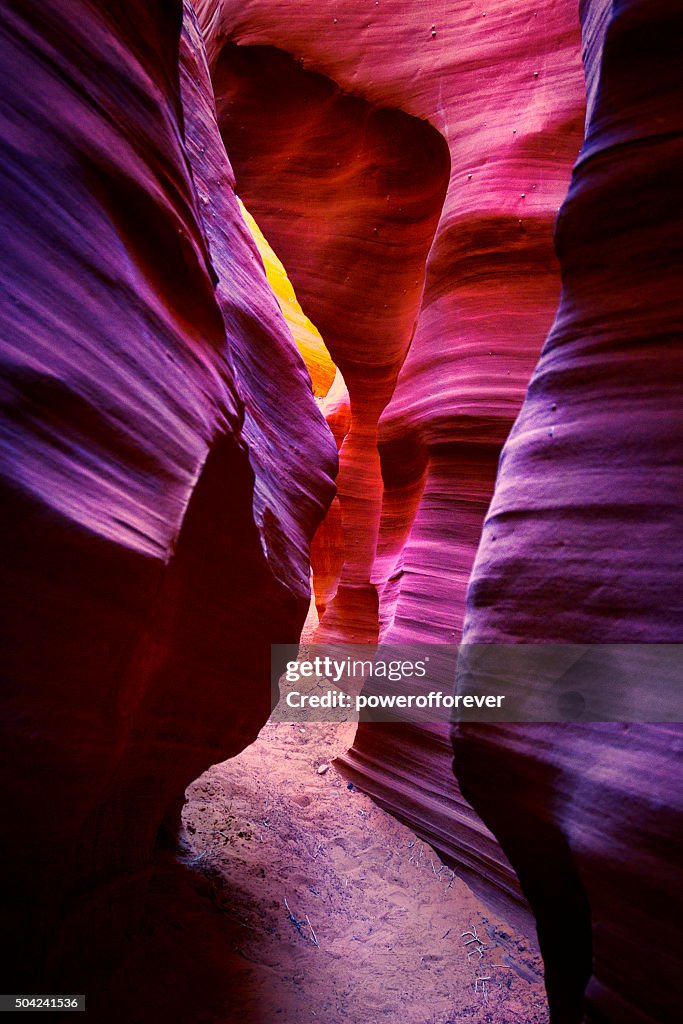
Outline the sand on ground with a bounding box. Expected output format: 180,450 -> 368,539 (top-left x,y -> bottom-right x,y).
182,705 -> 549,1024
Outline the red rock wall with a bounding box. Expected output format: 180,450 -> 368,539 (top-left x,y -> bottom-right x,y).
208,38 -> 451,643
5,4 -> 678,1021
310,371 -> 351,621
345,2 -> 586,923
196,2 -> 585,635
456,1 -> 683,1020
195,0 -> 586,926
197,2 -> 589,929
0,0 -> 334,994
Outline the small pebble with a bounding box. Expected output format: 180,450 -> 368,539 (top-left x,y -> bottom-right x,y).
317,764 -> 330,775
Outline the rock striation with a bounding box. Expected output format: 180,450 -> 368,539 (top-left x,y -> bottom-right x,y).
456,0 -> 683,1021
207,36 -> 451,643
237,199 -> 337,398
3,2 -> 681,1021
195,0 -> 587,926
0,0 -> 335,994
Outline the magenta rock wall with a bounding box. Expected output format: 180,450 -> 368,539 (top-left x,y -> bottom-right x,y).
456,1 -> 683,1021
0,0 -> 335,991
196,0 -> 587,928
1,2 -> 681,1021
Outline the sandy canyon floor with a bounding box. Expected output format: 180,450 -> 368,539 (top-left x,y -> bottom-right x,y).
180,701 -> 549,1023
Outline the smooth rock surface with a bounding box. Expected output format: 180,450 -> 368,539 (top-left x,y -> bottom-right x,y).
195,0 -> 586,926
457,1 -> 683,1021
207,35 -> 451,642
0,0 -> 335,991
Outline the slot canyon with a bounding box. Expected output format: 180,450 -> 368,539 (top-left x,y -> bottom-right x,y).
0,1 -> 681,1022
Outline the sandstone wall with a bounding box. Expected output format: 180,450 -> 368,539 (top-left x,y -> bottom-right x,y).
457,1 -> 683,1020
0,0 -> 335,990
196,0 -> 586,925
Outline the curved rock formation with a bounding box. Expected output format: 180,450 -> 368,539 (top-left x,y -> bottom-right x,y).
310,370 -> 351,620
4,2 -> 680,1021
0,0 -> 334,994
208,37 -> 451,642
196,0 -> 586,925
456,1 -> 683,1020
237,199 -> 337,398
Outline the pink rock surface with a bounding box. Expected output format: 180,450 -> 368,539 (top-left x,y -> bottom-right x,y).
310,371 -> 351,621
206,35 -> 450,642
197,0 -> 585,645
0,0 -> 334,991
457,1 -> 683,1020
195,0 -> 586,924
3,4 -> 680,1022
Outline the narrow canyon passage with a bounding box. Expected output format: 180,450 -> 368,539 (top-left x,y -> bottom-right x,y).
1,2 -> 682,1023
161,195 -> 553,1023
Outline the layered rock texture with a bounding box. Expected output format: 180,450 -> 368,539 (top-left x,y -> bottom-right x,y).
197,0 -> 585,650
195,0 -> 587,928
2,1 -> 681,1021
196,4 -> 683,1021
207,36 -> 452,644
238,199 -> 337,398
0,0 -> 334,995
456,1 -> 683,1021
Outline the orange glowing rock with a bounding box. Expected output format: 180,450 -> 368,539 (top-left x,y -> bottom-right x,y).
238,198 -> 336,397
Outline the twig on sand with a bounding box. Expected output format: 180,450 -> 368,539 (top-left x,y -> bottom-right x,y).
462,924 -> 507,1004
306,914 -> 319,947
468,945 -> 487,959
186,849 -> 207,865
284,897 -> 319,947
474,976 -> 491,1003
221,912 -> 254,932
430,859 -> 445,879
